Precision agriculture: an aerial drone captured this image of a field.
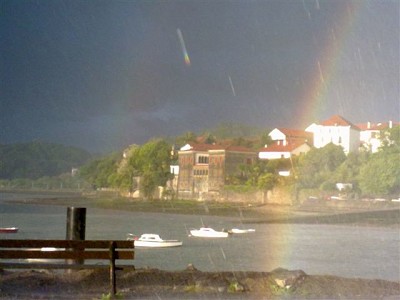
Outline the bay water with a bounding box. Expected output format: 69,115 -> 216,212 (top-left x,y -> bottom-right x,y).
1,192 -> 399,281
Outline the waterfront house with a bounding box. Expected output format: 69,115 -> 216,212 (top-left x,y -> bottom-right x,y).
305,115 -> 360,154
268,128 -> 313,145
258,140 -> 311,160
177,143 -> 257,199
357,120 -> 397,153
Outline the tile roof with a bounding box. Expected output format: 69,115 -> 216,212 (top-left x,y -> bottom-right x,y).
180,143 -> 255,153
275,128 -> 313,140
356,121 -> 399,131
319,115 -> 360,130
259,141 -> 309,153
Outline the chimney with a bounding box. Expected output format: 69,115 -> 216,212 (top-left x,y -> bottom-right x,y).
389,120 -> 393,128
367,121 -> 371,129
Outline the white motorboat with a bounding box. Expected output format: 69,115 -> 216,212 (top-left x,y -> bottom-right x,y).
0,227 -> 18,233
189,227 -> 229,238
127,233 -> 182,248
229,228 -> 256,234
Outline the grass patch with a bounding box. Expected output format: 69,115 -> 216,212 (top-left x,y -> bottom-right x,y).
184,283 -> 206,293
99,292 -> 124,299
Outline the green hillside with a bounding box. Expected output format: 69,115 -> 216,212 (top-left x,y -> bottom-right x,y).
0,141 -> 92,179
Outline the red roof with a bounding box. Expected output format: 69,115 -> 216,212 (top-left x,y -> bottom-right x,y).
356,121 -> 399,131
180,143 -> 255,153
275,128 -> 313,140
212,145 -> 255,153
259,141 -> 309,153
320,115 -> 360,130
277,128 -> 313,142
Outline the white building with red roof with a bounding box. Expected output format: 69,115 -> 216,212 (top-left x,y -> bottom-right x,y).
259,140 -> 311,160
268,128 -> 313,144
305,115 -> 360,154
257,127 -> 312,160
356,121 -> 397,153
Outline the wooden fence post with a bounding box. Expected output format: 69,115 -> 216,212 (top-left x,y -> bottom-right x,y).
66,207 -> 86,267
109,241 -> 117,296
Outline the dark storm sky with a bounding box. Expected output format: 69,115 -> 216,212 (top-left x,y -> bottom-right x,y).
1,0 -> 399,153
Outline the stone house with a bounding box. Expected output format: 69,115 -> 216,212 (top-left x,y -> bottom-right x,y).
177,143 -> 257,199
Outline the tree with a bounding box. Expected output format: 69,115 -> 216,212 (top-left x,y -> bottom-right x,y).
257,173 -> 277,190
79,152 -> 120,189
174,131 -> 197,148
113,145 -> 140,193
127,139 -> 172,199
204,133 -> 216,144
378,125 -> 400,153
258,132 -> 273,148
231,137 -> 255,148
333,152 -> 369,184
358,148 -> 400,196
0,142 -> 92,180
297,143 -> 346,189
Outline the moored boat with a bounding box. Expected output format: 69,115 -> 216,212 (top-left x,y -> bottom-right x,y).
127,233 -> 183,248
229,228 -> 256,234
189,227 -> 229,238
0,227 -> 18,233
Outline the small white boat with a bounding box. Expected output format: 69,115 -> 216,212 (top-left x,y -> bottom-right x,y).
229,228 -> 256,234
0,227 -> 18,233
189,227 -> 229,238
127,233 -> 182,248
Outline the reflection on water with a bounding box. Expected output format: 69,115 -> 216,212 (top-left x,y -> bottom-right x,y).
1,193 -> 399,281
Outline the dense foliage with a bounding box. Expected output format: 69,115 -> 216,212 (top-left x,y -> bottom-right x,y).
1,125 -> 399,199
79,152 -> 121,189
0,142 -> 92,179
297,143 -> 347,190
80,139 -> 172,199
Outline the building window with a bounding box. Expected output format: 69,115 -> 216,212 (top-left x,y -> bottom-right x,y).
193,169 -> 208,176
197,155 -> 209,164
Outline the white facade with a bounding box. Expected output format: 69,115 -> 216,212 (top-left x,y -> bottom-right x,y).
268,128 -> 287,142
259,150 -> 291,160
258,142 -> 311,160
360,130 -> 381,153
358,121 -> 395,153
305,116 -> 360,154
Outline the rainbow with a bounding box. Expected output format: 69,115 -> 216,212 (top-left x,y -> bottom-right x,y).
184,53 -> 191,66
297,1 -> 364,128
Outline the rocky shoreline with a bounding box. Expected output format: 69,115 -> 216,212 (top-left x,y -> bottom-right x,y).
5,191 -> 400,227
1,266 -> 399,299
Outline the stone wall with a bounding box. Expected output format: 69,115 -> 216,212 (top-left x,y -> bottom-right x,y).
177,186 -> 296,205
218,190 -> 266,204
266,187 -> 295,205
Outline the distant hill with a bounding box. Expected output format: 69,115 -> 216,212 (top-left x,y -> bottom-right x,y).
0,141 -> 93,179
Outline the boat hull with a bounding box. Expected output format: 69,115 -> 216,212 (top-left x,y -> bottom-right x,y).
229,228 -> 256,234
135,240 -> 183,248
128,233 -> 183,248
0,227 -> 18,233
190,228 -> 229,238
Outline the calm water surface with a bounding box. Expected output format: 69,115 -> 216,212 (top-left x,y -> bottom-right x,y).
1,192 -> 399,281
